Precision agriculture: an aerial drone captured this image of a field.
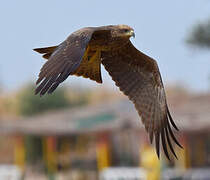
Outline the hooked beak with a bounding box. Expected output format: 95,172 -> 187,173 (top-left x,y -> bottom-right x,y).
130,30 -> 135,38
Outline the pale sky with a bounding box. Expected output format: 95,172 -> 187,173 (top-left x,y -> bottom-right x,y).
0,0 -> 210,92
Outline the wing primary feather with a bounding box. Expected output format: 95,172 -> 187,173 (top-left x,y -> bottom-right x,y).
161,128 -> 170,160
39,59 -> 65,78
165,125 -> 178,159
55,63 -> 78,85
35,78 -> 49,95
39,75 -> 57,96
55,64 -> 71,82
36,76 -> 44,85
149,131 -> 154,144
167,121 -> 183,148
45,60 -> 68,77
48,82 -> 60,94
155,132 -> 160,159
37,60 -> 58,84
39,63 -> 79,95
167,107 -> 179,131
36,62 -> 68,94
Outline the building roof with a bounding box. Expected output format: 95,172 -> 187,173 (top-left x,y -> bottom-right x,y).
168,93 -> 210,132
0,100 -> 141,135
0,93 -> 210,135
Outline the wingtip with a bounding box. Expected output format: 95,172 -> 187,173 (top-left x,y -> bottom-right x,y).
167,121 -> 183,149
165,126 -> 178,160
178,143 -> 184,149
155,132 -> 160,159
34,89 -> 41,97
34,88 -> 41,96
161,128 -> 171,161
149,131 -> 154,144
36,77 -> 42,85
167,107 -> 179,131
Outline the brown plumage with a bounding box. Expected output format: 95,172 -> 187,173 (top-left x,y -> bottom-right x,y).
34,25 -> 182,160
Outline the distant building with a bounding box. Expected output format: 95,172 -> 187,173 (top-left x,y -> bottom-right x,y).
0,93 -> 210,179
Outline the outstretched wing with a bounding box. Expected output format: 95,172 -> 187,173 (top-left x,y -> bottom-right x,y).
102,41 -> 182,160
34,27 -> 99,96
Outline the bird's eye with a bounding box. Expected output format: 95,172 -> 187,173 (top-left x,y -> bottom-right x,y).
124,29 -> 129,33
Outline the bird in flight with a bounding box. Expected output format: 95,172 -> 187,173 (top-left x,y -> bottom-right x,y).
34,25 -> 182,160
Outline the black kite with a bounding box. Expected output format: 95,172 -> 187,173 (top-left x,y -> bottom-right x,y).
34,25 -> 182,160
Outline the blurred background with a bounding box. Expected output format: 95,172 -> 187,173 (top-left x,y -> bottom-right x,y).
0,0 -> 210,179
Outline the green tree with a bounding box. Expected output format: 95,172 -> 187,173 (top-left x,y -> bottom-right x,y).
16,84 -> 71,165
17,83 -> 70,116
186,19 -> 210,48
186,18 -> 210,89
17,83 -> 89,166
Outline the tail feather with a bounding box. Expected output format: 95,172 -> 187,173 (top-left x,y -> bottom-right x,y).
33,46 -> 58,59
42,53 -> 52,59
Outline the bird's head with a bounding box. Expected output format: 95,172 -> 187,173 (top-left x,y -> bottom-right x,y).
111,25 -> 135,39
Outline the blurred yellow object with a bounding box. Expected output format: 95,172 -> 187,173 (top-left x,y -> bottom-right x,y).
14,136 -> 25,171
140,145 -> 160,180
175,144 -> 189,169
59,139 -> 71,169
43,137 -> 57,173
96,139 -> 110,171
